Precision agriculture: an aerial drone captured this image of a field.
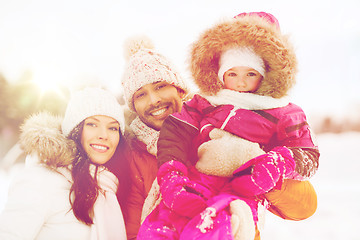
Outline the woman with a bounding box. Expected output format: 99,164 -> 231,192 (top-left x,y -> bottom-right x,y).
0,87 -> 128,240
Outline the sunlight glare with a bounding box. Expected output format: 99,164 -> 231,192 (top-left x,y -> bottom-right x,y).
31,65 -> 68,94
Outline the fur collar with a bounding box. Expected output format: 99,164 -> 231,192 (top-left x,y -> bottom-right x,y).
203,89 -> 289,110
190,14 -> 297,98
19,112 -> 75,168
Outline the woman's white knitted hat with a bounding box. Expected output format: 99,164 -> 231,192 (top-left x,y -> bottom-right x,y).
121,35 -> 189,111
61,87 -> 125,136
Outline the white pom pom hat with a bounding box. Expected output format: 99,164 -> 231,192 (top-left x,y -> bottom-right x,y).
61,87 -> 125,137
121,35 -> 189,111
218,47 -> 265,83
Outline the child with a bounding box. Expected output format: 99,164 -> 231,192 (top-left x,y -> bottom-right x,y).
139,12 -> 319,240
0,87 -> 128,240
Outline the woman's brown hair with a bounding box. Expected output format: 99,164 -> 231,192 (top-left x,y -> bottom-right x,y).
68,120 -> 129,225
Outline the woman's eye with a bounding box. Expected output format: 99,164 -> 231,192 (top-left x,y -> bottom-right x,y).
109,127 -> 119,131
86,123 -> 96,127
228,72 -> 237,77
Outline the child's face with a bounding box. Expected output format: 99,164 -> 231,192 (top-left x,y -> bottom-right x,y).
223,66 -> 263,93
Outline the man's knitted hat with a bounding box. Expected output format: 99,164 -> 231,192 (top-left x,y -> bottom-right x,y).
61,87 -> 125,137
121,35 -> 189,111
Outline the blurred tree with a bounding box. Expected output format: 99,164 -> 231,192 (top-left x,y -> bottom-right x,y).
0,74 -> 11,131
3,70 -> 69,136
1,71 -> 70,164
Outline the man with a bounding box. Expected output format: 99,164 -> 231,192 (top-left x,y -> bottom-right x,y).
120,36 -> 317,240
120,36 -> 189,239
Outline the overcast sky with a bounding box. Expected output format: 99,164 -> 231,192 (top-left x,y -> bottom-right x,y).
0,0 -> 359,116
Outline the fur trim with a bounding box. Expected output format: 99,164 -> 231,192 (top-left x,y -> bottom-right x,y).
19,112 -> 76,168
190,14 -> 297,98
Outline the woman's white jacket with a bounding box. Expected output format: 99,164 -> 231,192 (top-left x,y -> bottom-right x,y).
0,154 -> 91,240
0,112 -> 116,240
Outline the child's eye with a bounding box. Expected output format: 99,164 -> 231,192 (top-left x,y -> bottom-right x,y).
227,72 -> 237,77
248,72 -> 257,76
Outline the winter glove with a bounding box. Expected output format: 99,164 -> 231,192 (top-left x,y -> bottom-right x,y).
196,128 -> 265,177
230,199 -> 256,240
158,160 -> 208,218
231,146 -> 296,197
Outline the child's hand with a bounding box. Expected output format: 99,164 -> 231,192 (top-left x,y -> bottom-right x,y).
158,160 -> 208,218
231,146 -> 296,197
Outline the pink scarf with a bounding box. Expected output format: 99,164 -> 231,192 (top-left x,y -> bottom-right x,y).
90,165 -> 126,240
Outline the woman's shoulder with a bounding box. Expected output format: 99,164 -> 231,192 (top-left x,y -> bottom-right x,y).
10,155 -> 72,193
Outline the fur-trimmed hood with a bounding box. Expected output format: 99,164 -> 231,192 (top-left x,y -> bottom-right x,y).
19,112 -> 76,168
190,13 -> 297,98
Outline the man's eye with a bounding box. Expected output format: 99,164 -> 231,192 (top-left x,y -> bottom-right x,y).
156,84 -> 166,90
134,92 -> 145,99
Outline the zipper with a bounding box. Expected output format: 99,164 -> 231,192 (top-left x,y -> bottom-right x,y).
220,108 -> 237,129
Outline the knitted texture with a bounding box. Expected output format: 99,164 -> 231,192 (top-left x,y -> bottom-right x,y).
61,87 -> 125,136
129,116 -> 160,156
121,35 -> 189,111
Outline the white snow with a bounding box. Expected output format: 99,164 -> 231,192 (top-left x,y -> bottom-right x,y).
261,132 -> 360,240
1,132 -> 359,239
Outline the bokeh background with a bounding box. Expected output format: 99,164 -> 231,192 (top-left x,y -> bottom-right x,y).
1,0 -> 359,239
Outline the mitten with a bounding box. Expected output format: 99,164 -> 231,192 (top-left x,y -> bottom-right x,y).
196,128 -> 265,177
230,199 -> 256,240
231,146 -> 296,197
158,160 -> 208,218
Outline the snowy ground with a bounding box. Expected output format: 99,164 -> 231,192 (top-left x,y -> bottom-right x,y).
262,132 -> 360,240
1,132 -> 359,239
